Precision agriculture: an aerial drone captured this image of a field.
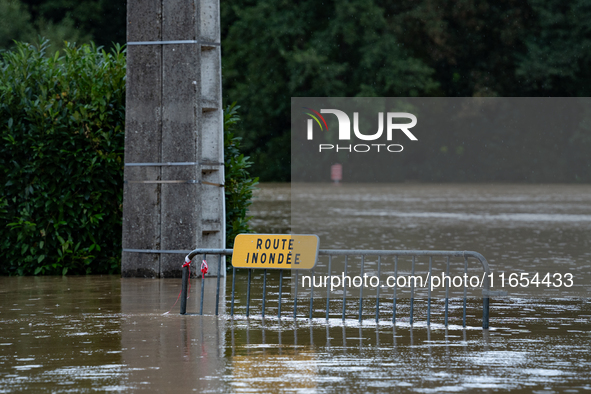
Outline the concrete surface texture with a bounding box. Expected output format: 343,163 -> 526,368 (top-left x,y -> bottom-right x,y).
122,0 -> 225,278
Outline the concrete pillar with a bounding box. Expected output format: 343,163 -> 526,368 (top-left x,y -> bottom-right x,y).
122,0 -> 225,278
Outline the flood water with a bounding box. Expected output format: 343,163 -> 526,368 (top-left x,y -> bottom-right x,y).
1,183 -> 591,392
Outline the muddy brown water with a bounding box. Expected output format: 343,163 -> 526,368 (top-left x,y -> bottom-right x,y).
1,183 -> 591,392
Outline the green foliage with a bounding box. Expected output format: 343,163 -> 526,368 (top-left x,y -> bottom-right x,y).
33,16 -> 92,52
0,39 -> 126,275
0,0 -> 35,48
222,0 -> 438,181
0,39 -> 258,276
20,0 -> 125,49
224,103 -> 258,249
4,0 -> 591,181
516,0 -> 591,95
222,0 -> 591,181
0,0 -> 91,53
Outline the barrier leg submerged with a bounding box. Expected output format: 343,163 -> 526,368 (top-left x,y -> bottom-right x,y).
179,248 -> 492,329
215,255 -> 222,316
246,269 -> 252,318
278,269 -> 284,319
326,256 -> 332,320
342,256 -> 348,321
262,269 -> 267,318
294,270 -> 299,320
180,264 -> 189,315
231,267 -> 236,316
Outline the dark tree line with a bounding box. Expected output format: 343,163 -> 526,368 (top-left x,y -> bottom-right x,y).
2,0 -> 590,181
0,0 -> 125,50
222,0 -> 591,181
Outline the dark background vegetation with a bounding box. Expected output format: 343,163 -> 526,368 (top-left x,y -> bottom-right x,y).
1,0 -> 590,181
222,0 -> 591,181
1,0 -> 590,275
0,40 -> 256,274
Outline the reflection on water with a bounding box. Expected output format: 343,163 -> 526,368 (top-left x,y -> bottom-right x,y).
0,276 -> 122,392
289,183 -> 591,298
1,275 -> 591,392
1,183 -> 591,392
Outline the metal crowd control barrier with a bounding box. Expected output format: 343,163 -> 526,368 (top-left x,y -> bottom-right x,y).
180,249 -> 491,329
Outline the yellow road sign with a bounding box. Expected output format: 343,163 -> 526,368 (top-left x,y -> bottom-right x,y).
232,234 -> 319,270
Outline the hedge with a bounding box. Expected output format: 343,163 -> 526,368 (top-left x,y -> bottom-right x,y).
0,40 -> 256,275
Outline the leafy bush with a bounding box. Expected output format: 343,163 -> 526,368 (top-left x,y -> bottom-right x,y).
224,103 -> 258,250
0,39 -> 126,275
0,40 -> 257,275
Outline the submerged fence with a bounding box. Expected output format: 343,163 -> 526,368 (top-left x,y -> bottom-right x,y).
180,249 -> 492,329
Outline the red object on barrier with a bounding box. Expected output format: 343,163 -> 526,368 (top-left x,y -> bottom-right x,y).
164,256 -> 192,314
201,260 -> 208,276
331,163 -> 342,183
183,256 -> 192,285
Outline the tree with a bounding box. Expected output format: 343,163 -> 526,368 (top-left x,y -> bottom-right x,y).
0,0 -> 93,53
515,0 -> 591,96
0,0 -> 35,49
222,0 -> 438,181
